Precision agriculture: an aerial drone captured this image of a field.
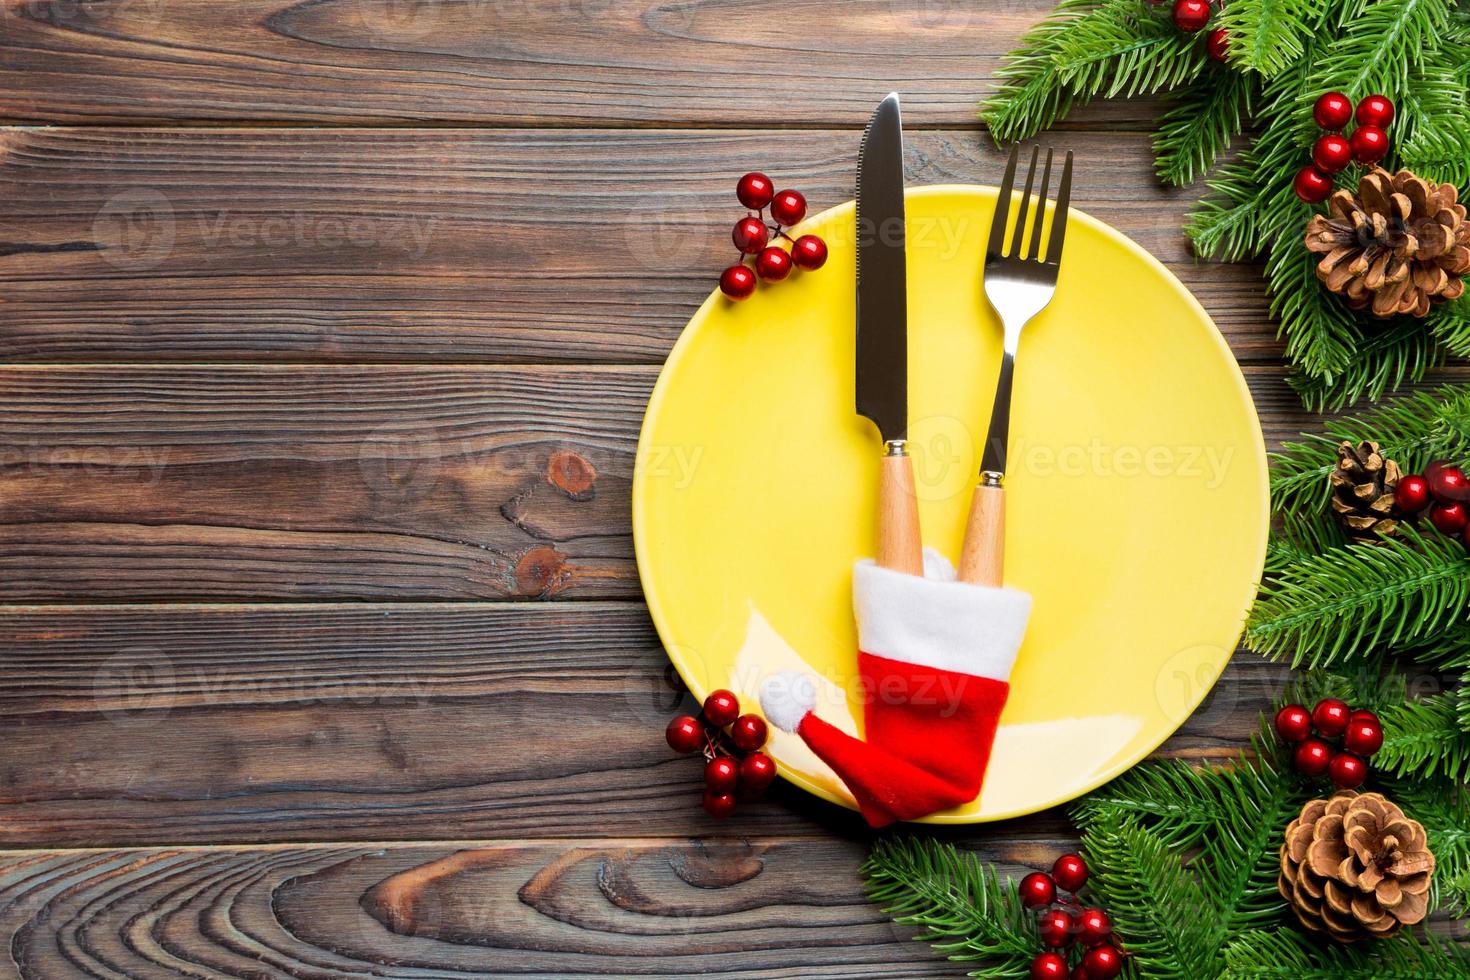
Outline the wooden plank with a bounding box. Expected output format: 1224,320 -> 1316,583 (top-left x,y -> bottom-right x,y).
0,837 -> 1069,978
0,0 -> 1162,127
0,365 -> 647,601
0,127 -> 1277,364
0,603 -> 1289,847
0,364 -> 1351,603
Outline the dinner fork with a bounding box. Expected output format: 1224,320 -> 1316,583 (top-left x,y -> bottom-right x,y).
957,145 -> 1073,586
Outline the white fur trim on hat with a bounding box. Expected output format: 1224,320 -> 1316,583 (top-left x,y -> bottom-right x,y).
760,670 -> 817,732
853,559 -> 1031,680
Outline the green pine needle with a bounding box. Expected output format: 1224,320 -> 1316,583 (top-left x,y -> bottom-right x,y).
1153,69 -> 1256,187
1051,0 -> 1210,99
1082,814 -> 1221,979
1287,319 -> 1444,413
1246,526 -> 1470,669
1377,688 -> 1470,781
980,0 -> 1104,144
1219,0 -> 1332,77
1429,298 -> 1470,359
862,837 -> 1040,977
1225,927 -> 1470,978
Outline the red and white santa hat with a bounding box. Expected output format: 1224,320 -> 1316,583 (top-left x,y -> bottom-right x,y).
762,551 -> 1031,827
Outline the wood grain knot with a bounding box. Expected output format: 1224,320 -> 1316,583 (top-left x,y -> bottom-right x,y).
512,545 -> 570,597
545,449 -> 596,499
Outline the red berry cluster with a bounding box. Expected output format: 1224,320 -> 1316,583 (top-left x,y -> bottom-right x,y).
665,689 -> 776,817
719,172 -> 828,300
1295,91 -> 1396,203
1275,698 -> 1384,789
1019,854 -> 1126,980
1394,460 -> 1470,545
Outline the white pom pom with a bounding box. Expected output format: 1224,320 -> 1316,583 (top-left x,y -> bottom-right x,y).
760,670 -> 817,732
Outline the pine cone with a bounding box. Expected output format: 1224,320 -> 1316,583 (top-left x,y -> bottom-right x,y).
1329,440 -> 1401,541
1305,167 -> 1470,319
1279,790 -> 1435,942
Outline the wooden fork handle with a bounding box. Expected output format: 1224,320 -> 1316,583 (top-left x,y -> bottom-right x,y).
877,445 -> 924,575
957,475 -> 1004,586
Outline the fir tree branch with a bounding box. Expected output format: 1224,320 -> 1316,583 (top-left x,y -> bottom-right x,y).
1287,318 -> 1444,413
1246,526 -> 1470,668
1377,688 -> 1470,781
1051,0 -> 1210,99
1153,68 -> 1256,187
1396,63 -> 1470,188
1225,927 -> 1470,978
1082,814 -> 1222,980
980,0 -> 1103,143
1219,0 -> 1332,78
1266,222 -> 1359,380
862,838 -> 1039,977
1428,297 -> 1470,359
1308,0 -> 1457,103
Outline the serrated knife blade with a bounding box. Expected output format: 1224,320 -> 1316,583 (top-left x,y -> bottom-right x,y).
855,92 -> 908,444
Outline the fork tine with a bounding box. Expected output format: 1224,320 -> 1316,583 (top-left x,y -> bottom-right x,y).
1027,148 -> 1053,260
987,145 -> 1020,258
1008,146 -> 1038,258
1045,150 -> 1073,265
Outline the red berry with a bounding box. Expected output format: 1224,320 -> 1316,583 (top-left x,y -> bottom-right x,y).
1294,166 -> 1334,204
1071,966 -> 1089,980
1274,703 -> 1313,743
1039,908 -> 1073,948
1351,125 -> 1390,164
1295,738 -> 1333,777
1396,474 -> 1432,513
704,756 -> 739,793
1312,134 -> 1353,174
1312,698 -> 1351,737
1356,94 -> 1395,129
665,714 -> 704,754
739,751 -> 777,791
1431,502 -> 1469,534
702,689 -> 740,727
791,234 -> 828,270
1076,907 -> 1112,947
1083,944 -> 1125,980
1429,465 -> 1468,502
719,264 -> 757,300
1172,0 -> 1210,31
1029,952 -> 1069,980
1344,710 -> 1384,756
731,713 -> 768,750
769,189 -> 807,226
1313,92 -> 1354,131
732,216 -> 769,254
1019,871 -> 1057,909
701,789 -> 736,818
1206,28 -> 1229,61
1052,853 -> 1089,892
755,246 -> 792,282
1427,460 -> 1450,483
1330,751 -> 1369,789
736,171 -> 774,210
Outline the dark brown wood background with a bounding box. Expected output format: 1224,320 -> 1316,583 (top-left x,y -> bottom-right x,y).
0,1 -> 1355,975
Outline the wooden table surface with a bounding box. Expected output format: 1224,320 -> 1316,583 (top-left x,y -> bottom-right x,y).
0,2 -> 1348,976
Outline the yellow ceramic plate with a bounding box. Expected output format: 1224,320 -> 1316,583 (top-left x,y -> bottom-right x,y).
633,185 -> 1267,822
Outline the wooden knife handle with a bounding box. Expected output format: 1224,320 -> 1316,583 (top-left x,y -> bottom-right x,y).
877,448 -> 924,575
957,478 -> 1004,586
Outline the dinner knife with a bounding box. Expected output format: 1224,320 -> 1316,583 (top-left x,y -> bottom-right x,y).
856,93 -> 923,576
